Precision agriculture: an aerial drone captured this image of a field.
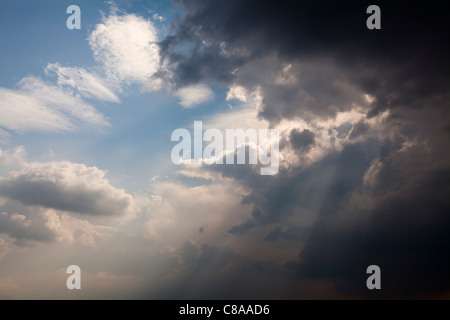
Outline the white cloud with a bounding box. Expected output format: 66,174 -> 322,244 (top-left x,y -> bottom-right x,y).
45,63 -> 120,103
88,13 -> 161,89
40,209 -> 115,246
175,84 -> 214,108
226,85 -> 248,102
0,161 -> 133,217
0,77 -> 109,133
0,150 -> 124,246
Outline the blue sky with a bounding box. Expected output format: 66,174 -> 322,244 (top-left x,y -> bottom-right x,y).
0,0 -> 230,192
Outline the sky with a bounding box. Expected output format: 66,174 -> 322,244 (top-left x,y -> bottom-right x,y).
0,0 -> 449,299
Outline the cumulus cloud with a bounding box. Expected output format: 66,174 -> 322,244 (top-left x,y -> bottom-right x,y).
0,147 -> 134,247
0,161 -> 133,217
0,193 -> 118,248
40,209 -> 115,245
88,13 -> 161,90
0,203 -> 57,245
234,56 -> 372,123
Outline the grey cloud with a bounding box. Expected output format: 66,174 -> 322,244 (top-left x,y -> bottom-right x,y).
159,41 -> 244,88
142,241 -> 302,299
0,178 -> 129,216
349,120 -> 370,140
264,226 -> 308,242
164,0 -> 450,122
0,162 -> 133,216
0,201 -> 56,245
251,207 -> 263,219
296,152 -> 450,297
247,57 -> 371,123
228,207 -> 264,235
228,220 -> 255,235
196,244 -> 240,271
179,239 -> 200,265
212,140 -> 384,225
290,129 -> 315,153
203,120 -> 450,297
163,0 -> 450,297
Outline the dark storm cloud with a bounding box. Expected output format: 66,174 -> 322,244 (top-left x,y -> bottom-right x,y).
159,40 -> 244,88
177,240 -> 241,271
228,220 -> 255,235
147,240 -> 304,299
349,120 -> 370,140
209,139 -> 382,245
215,139 -> 384,227
179,239 -> 200,265
228,207 -> 264,235
164,0 -> 450,121
295,142 -> 450,297
264,226 -> 308,242
290,129 -> 315,153
206,128 -> 450,297
160,0 -> 450,298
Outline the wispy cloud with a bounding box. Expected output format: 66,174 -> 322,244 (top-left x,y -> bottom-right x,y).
0,77 -> 109,133
45,63 -> 120,103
